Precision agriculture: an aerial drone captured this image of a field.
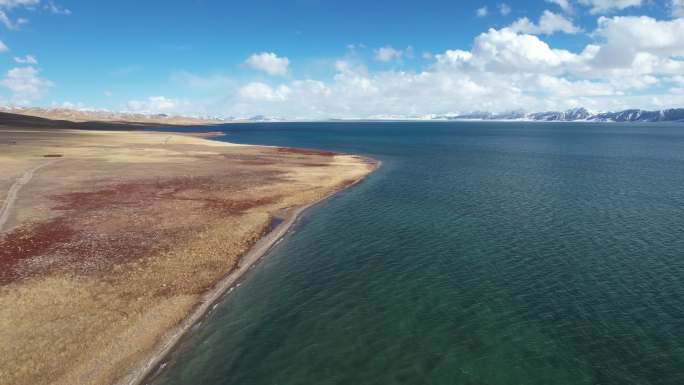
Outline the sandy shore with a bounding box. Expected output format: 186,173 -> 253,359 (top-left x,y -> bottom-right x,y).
0,123 -> 377,385
125,159 -> 380,385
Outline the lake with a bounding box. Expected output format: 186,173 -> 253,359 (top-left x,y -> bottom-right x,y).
150,121 -> 684,385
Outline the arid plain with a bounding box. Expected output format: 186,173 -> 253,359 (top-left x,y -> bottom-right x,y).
0,120 -> 375,385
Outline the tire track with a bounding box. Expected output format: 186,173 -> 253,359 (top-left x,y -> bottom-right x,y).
0,159 -> 59,232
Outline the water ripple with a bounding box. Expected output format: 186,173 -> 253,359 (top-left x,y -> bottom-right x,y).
151,122 -> 684,385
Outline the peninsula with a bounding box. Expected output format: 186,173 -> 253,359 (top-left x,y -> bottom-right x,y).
0,116 -> 377,385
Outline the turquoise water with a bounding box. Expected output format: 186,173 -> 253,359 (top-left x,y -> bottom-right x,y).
150,122 -> 684,385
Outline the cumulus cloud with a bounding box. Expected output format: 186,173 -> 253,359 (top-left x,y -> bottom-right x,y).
546,0 -> 573,13
498,3 -> 511,15
1,66 -> 54,104
0,40 -> 7,52
245,52 -> 290,76
461,27 -> 582,72
228,52 -> 561,117
72,10 -> 682,119
213,13 -> 684,119
126,96 -> 190,114
578,0 -> 642,14
238,82 -> 292,101
590,16 -> 684,69
375,46 -> 402,62
510,10 -> 581,35
476,6 -> 488,17
228,62 -> 533,118
374,46 -> 413,62
14,54 -> 37,64
670,0 -> 684,17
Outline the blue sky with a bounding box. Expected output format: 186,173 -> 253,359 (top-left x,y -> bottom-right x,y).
3,0 -> 684,118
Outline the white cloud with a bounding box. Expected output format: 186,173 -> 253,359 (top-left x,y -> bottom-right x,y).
14,54 -> 37,64
35,10 -> 673,119
476,6 -> 488,17
577,0 -> 642,14
374,46 -> 412,62
498,3 -> 511,15
468,28 -> 582,72
245,52 -> 290,76
546,0 -> 573,13
44,1 -> 70,15
0,10 -> 27,29
221,57 -> 681,119
0,0 -> 39,8
375,46 -> 402,62
1,66 -> 54,104
0,40 -> 7,52
229,63 -> 530,118
126,96 -> 190,114
214,13 -> 684,119
671,0 -> 684,17
0,0 -> 67,30
591,16 -> 684,69
510,11 -> 581,35
238,82 -> 291,101
435,49 -> 473,66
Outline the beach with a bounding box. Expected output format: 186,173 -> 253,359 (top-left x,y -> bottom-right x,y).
0,121 -> 377,385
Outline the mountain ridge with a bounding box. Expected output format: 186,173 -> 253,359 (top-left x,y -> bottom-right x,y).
442,108 -> 684,122
2,106 -> 684,123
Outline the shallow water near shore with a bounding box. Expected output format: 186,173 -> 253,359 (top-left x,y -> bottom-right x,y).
150,121 -> 684,385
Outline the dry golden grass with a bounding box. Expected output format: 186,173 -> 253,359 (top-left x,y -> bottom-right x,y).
0,126 -> 375,385
0,107 -> 225,125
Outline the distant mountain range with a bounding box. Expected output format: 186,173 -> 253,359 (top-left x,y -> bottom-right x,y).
2,106 -> 683,124
438,108 -> 684,123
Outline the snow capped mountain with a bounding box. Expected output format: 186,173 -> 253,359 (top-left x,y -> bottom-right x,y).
2,105 -> 682,124
528,108 -> 591,121
588,109 -> 684,122
444,108 -> 684,123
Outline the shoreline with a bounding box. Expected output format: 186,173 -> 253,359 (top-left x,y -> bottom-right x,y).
121,153 -> 381,385
0,125 -> 378,385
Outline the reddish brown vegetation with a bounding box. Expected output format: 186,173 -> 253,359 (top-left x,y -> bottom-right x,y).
0,174 -> 284,285
53,176 -> 219,211
0,214 -> 182,285
52,173 -> 283,211
204,195 -> 281,214
0,218 -> 75,284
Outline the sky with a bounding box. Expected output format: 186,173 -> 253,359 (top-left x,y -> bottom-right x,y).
2,0 -> 684,118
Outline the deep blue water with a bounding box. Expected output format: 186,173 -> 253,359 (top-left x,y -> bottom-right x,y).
150,122 -> 684,385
